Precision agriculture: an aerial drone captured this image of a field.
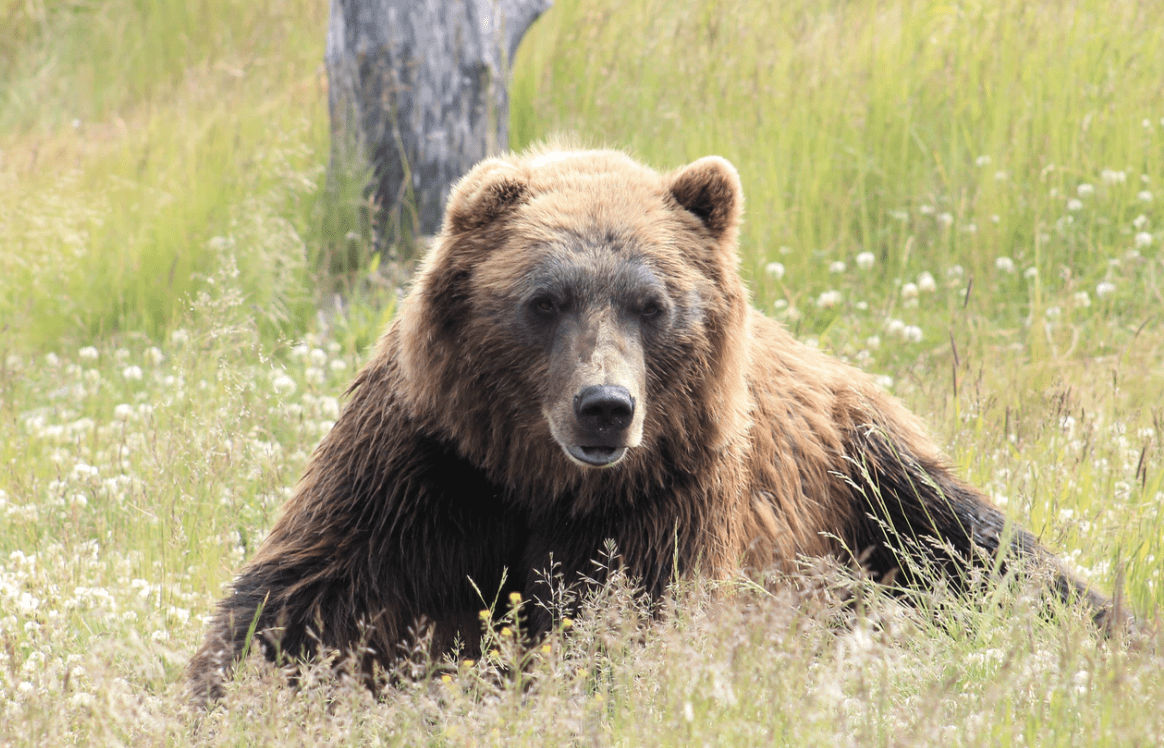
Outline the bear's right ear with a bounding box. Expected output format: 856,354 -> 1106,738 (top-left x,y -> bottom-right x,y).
442,159 -> 530,235
668,156 -> 743,243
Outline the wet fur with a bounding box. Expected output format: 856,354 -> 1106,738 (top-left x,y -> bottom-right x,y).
188,147 -> 1111,702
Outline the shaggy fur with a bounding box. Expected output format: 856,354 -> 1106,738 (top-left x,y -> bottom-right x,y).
188,148 -> 1110,702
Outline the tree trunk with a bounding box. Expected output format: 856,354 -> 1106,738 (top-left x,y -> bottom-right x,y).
325,0 -> 551,256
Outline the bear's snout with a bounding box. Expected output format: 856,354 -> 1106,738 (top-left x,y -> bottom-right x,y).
573,385 -> 635,434
566,384 -> 636,466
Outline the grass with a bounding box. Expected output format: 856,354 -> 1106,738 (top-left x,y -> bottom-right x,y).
1,0 -> 1162,744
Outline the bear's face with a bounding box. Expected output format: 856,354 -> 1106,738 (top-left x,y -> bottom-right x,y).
400,150 -> 751,486
485,235 -> 678,468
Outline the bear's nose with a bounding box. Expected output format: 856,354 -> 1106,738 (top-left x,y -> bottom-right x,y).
573,385 -> 635,434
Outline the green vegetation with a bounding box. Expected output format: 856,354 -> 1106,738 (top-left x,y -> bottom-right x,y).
1,0 -> 1161,744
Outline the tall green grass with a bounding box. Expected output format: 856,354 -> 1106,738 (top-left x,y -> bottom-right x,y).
0,0 -> 341,345
515,0 -> 1164,305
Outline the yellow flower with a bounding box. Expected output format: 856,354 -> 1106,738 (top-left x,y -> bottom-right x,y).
508,591 -> 522,605
561,617 -> 573,629
540,643 -> 552,654
461,659 -> 475,668
479,609 -> 490,620
441,674 -> 452,684
500,626 -> 513,638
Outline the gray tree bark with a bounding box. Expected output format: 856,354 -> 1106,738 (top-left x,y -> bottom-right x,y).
325,0 -> 551,255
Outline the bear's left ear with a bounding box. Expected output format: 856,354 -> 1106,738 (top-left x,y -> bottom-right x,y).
668,156 -> 743,242
443,159 -> 530,235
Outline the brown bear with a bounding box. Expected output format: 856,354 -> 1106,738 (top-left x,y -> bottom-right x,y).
188,147 -> 1110,702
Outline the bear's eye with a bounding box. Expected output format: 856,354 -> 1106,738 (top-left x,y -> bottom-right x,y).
640,300 -> 663,318
532,296 -> 556,315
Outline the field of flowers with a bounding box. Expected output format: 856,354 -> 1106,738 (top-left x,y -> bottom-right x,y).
2,0 -> 1162,745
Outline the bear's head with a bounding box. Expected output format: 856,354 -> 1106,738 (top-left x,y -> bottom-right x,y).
398,148 -> 751,507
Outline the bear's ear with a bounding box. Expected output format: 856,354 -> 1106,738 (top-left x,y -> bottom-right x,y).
443,159 -> 530,235
667,156 -> 743,242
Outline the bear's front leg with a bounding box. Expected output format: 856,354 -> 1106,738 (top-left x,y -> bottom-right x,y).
844,422 -> 1113,625
186,551 -> 372,704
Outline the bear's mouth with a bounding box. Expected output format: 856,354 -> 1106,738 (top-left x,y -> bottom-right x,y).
566,444 -> 628,467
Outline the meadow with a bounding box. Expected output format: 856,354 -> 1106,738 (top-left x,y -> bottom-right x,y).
1,0 -> 1162,744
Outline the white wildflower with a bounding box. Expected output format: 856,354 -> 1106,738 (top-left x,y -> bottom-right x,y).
947,265 -> 965,279
207,236 -> 230,251
917,272 -> 936,293
291,344 -> 310,360
329,359 -> 347,373
1096,281 -> 1116,299
683,701 -> 695,723
919,205 -> 935,215
145,347 -> 164,366
309,348 -> 328,367
16,592 -> 41,615
764,262 -> 785,280
320,396 -> 341,420
45,352 -> 60,367
1101,169 -> 1126,184
903,325 -> 923,343
936,212 -> 954,227
856,252 -> 875,270
1135,232 -> 1153,249
976,155 -> 991,166
70,692 -> 94,708
901,283 -> 919,300
78,347 -> 99,361
1066,198 -> 1083,211
1073,291 -> 1091,308
885,319 -> 906,337
816,290 -> 843,309
1139,191 -> 1153,203
113,404 -> 134,421
1133,214 -> 1149,230
1077,183 -> 1094,197
865,335 -> 881,349
170,328 -> 189,346
994,170 -> 1008,181
1045,306 -> 1061,319
990,214 -> 1000,224
1024,266 -> 1039,280
995,256 -> 1016,273
829,261 -> 846,274
305,367 -> 326,385
272,374 -> 297,395
961,223 -> 977,233
121,365 -> 143,381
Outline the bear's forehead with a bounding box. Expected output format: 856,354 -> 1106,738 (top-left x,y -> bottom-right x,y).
469,153 -> 713,297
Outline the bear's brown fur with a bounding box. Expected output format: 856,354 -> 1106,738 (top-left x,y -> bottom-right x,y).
188,148 -> 1110,702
